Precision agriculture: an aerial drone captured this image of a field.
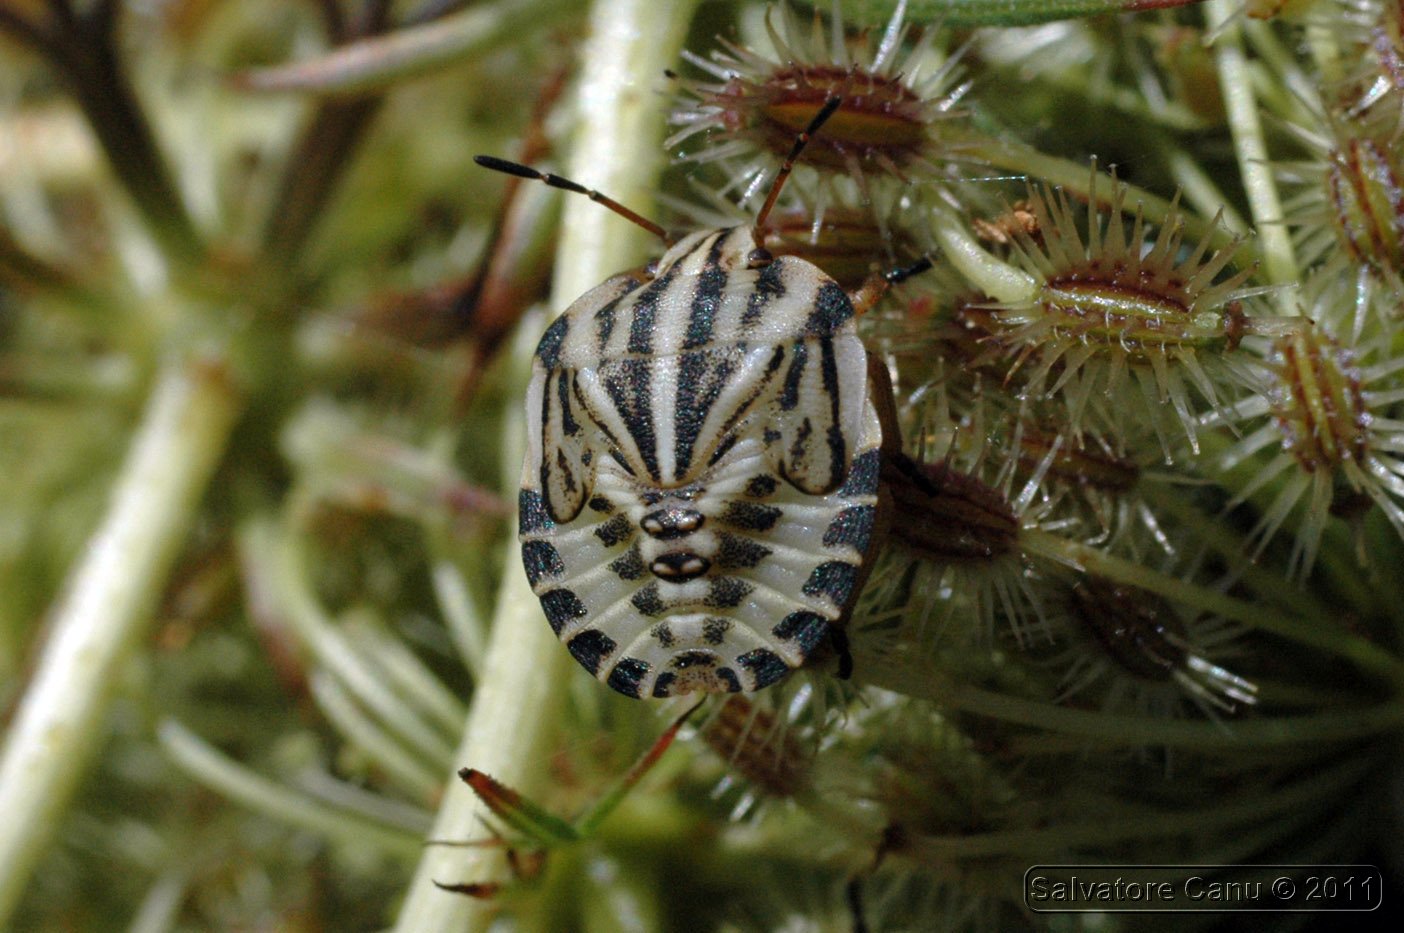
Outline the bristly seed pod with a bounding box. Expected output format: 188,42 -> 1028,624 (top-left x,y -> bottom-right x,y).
1014,422 -> 1139,497
667,1 -> 970,201
1324,136 -> 1404,280
1217,318 -> 1404,577
761,203 -> 914,290
1057,576 -> 1258,718
700,695 -> 809,797
1279,114 -> 1404,339
988,171 -> 1262,458
883,456 -> 1020,565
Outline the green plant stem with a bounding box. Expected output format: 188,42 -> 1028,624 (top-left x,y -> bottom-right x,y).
157,720 -> 424,859
1021,529 -> 1404,688
859,670 -> 1404,747
0,227 -> 88,297
929,205 -> 1037,303
234,0 -> 578,95
0,353 -> 240,924
837,0 -> 1209,28
259,97 -> 385,267
1021,529 -> 1404,686
389,1 -> 698,928
951,130 -> 1249,259
903,756 -> 1372,859
1207,0 -> 1298,297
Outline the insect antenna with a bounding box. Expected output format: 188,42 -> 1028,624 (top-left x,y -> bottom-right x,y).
473,154 -> 669,242
753,95 -> 844,234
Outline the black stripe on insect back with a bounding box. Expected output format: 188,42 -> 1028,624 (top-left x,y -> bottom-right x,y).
736,648 -> 789,689
521,540 -> 565,586
555,370 -> 579,435
838,448 -> 881,497
803,560 -> 860,608
683,234 -> 727,350
804,280 -> 853,336
742,259 -> 787,329
539,588 -> 586,635
674,351 -> 735,476
627,262 -> 680,355
772,610 -> 828,655
822,506 -> 876,551
602,358 -> 659,480
567,629 -> 617,676
607,658 -> 650,698
535,314 -> 569,369
704,345 -> 788,469
519,489 -> 553,533
779,341 -> 807,411
819,337 -> 846,489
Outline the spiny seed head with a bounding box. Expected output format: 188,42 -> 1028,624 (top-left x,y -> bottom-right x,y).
700,695 -> 809,797
988,172 -> 1261,456
1051,576 -> 1258,717
1271,326 -> 1371,473
667,1 -> 969,199
1324,134 -> 1404,278
1070,578 -> 1189,683
760,203 -> 911,289
884,457 -> 1020,566
1218,314 -> 1404,577
1278,114 -> 1404,337
1334,1 -> 1404,133
1015,422 -> 1139,497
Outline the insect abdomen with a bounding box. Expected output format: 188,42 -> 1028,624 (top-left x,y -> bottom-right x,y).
520,226 -> 883,698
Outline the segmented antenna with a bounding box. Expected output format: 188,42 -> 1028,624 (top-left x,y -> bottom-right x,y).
753,95 -> 844,234
472,155 -> 669,242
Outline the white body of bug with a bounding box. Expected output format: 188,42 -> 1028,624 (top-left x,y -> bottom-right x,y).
519,225 -> 885,698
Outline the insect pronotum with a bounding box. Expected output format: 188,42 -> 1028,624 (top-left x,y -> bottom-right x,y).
477,97 -> 928,698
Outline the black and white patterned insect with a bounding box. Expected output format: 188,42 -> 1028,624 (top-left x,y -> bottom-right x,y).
478,99 -> 926,699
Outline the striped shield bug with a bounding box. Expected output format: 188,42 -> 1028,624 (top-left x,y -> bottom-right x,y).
477,98 -> 929,699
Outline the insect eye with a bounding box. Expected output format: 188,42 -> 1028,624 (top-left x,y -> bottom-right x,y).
746,247 -> 774,268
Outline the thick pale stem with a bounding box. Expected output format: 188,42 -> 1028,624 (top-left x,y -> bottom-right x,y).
390,1 -> 698,929
930,205 -> 1037,302
0,354 -> 240,923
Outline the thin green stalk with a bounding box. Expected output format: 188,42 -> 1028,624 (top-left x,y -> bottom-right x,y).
234,0 -> 578,95
1021,529 -> 1404,688
258,97 -> 384,267
1139,482 -> 1344,626
0,227 -> 89,297
859,672 -> 1404,748
242,518 -> 458,770
390,1 -> 699,928
308,672 -> 445,801
429,553 -> 488,676
157,720 -> 424,859
44,13 -> 203,266
0,353 -> 240,923
1208,0 -> 1298,296
903,756 -> 1372,859
1158,139 -> 1249,236
839,0 -> 1209,28
952,130 -> 1251,260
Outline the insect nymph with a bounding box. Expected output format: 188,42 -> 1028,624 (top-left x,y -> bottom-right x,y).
479,100 -> 922,699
